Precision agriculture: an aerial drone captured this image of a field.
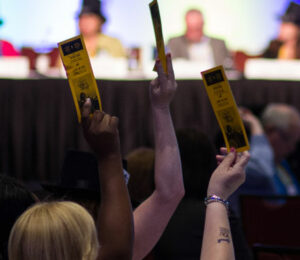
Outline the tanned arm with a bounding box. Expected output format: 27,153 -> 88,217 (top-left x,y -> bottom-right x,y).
82,100 -> 134,260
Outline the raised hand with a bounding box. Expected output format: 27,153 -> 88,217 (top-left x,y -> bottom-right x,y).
81,98 -> 120,158
150,53 -> 177,109
207,149 -> 250,200
239,107 -> 264,135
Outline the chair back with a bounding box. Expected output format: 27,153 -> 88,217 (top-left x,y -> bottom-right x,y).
253,244 -> 300,260
240,195 -> 300,247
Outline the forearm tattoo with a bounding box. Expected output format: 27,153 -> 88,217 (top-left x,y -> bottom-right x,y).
217,227 -> 231,244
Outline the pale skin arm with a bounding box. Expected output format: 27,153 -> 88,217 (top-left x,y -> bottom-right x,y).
132,54 -> 185,260
82,100 -> 133,260
201,149 -> 250,260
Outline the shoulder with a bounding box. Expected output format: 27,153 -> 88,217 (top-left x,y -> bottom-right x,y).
208,36 -> 226,45
250,134 -> 270,148
263,39 -> 282,58
97,33 -> 126,57
98,33 -> 122,44
168,35 -> 186,44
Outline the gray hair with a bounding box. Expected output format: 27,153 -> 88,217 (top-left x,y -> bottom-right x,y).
261,103 -> 300,131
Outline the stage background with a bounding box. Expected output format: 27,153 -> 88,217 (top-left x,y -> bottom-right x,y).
0,0 -> 297,54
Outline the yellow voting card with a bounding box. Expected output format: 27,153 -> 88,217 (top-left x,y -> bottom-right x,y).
58,35 -> 102,122
201,66 -> 250,152
149,0 -> 167,74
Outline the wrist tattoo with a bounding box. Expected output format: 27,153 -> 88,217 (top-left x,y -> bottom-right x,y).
217,227 -> 231,244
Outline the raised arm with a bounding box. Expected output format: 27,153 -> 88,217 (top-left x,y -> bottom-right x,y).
201,149 -> 250,260
132,54 -> 185,260
81,100 -> 133,260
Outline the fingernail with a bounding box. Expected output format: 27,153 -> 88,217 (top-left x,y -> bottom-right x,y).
230,147 -> 236,152
167,53 -> 171,58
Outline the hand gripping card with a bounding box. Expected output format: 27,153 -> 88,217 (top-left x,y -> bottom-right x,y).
58,35 -> 102,122
201,66 -> 250,152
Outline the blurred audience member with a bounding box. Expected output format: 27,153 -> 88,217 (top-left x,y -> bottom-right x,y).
0,175 -> 36,260
42,150 -> 103,221
126,147 -> 155,209
263,2 -> 300,59
78,0 -> 126,58
230,104 -> 300,214
167,9 -> 232,68
0,18 -> 19,56
154,129 -> 252,260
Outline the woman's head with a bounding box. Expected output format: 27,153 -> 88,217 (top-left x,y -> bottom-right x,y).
79,13 -> 103,37
8,201 -> 99,260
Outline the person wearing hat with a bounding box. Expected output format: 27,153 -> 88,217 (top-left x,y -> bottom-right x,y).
78,0 -> 126,58
0,18 -> 19,56
263,1 -> 300,59
42,150 -> 130,220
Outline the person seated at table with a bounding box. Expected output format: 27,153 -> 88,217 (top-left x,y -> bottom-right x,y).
50,0 -> 126,70
0,18 -> 19,56
78,0 -> 126,58
263,2 -> 300,59
9,105 -> 134,260
0,174 -> 36,260
229,104 -> 300,214
167,9 -> 232,68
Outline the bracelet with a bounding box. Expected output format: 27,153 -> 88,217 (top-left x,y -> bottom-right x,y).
204,195 -> 230,211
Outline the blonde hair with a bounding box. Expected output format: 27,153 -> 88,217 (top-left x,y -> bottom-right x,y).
8,201 -> 99,260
